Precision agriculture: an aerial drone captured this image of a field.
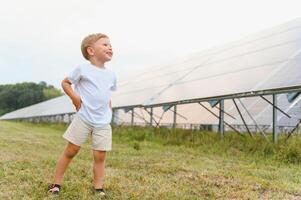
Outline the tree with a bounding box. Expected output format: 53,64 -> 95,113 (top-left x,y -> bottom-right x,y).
0,82 -> 62,116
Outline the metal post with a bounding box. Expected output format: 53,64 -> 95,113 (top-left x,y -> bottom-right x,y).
173,105 -> 177,128
273,94 -> 278,143
131,108 -> 134,126
112,109 -> 115,125
219,100 -> 224,137
199,102 -> 241,135
150,107 -> 153,126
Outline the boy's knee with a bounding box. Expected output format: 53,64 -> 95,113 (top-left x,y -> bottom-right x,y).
94,156 -> 105,163
64,150 -> 78,159
64,143 -> 80,159
93,151 -> 106,163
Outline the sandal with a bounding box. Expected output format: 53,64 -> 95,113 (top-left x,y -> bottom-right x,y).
94,188 -> 106,196
48,184 -> 61,195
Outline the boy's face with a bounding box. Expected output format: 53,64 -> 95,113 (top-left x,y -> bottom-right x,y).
88,37 -> 113,62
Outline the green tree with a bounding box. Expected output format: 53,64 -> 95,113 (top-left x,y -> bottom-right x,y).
0,82 -> 62,116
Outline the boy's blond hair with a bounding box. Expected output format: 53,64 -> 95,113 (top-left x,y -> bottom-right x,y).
81,33 -> 108,60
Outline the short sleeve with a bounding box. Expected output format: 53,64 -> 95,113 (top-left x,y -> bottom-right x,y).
67,66 -> 81,84
111,73 -> 117,91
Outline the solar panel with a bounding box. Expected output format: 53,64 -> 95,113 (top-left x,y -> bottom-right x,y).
112,55 -> 211,108
0,95 -> 75,119
144,18 -> 301,106
2,18 -> 301,128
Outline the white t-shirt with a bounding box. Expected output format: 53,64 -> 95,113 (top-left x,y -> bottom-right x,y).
67,63 -> 117,127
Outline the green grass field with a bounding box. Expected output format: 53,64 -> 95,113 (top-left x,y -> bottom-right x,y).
1,120 -> 301,199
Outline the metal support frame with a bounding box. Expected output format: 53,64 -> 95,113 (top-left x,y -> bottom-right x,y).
237,99 -> 267,139
199,102 -> 242,135
232,99 -> 252,137
153,104 -> 186,128
131,109 -> 150,124
215,105 -> 237,120
143,107 -> 162,127
218,100 -> 224,137
173,105 -> 177,129
156,108 -> 170,128
112,109 -> 116,125
150,107 -> 153,126
273,94 -> 278,143
260,95 -> 291,118
169,107 -> 187,120
287,119 -> 301,139
131,108 -> 134,126
108,88 -> 301,137
145,104 -> 187,128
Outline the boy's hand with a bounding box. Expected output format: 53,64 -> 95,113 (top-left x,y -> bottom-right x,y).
72,95 -> 82,111
61,78 -> 82,111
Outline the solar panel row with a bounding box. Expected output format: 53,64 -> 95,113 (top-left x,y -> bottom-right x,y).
1,18 -> 301,130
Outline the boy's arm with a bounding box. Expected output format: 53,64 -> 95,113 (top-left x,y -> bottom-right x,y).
61,78 -> 81,111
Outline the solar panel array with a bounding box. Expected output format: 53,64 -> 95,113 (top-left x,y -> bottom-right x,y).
112,18 -> 301,108
0,95 -> 74,119
1,18 -> 301,129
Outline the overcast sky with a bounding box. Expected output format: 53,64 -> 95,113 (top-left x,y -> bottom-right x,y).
1,0 -> 301,89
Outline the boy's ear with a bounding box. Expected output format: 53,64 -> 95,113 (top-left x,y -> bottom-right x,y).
87,47 -> 94,56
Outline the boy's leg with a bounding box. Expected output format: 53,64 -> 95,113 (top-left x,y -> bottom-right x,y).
52,142 -> 81,185
91,124 -> 112,189
53,114 -> 91,185
92,150 -> 106,189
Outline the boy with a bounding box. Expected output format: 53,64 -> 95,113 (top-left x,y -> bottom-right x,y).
48,33 -> 117,197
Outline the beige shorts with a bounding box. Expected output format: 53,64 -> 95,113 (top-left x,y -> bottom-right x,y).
63,114 -> 112,151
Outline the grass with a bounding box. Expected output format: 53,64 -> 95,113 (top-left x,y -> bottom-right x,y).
1,121 -> 301,199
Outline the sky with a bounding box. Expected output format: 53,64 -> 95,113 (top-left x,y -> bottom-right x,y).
1,0 -> 301,89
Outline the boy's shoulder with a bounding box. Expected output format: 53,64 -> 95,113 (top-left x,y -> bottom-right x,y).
73,63 -> 116,78
70,63 -> 88,73
76,62 -> 90,69
72,63 -> 98,73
